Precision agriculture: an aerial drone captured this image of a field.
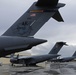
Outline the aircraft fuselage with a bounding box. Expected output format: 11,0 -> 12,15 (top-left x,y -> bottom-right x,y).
0,36 -> 47,57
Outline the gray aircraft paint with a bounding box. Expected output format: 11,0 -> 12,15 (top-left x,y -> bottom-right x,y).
51,51 -> 76,62
2,0 -> 65,37
72,51 -> 76,57
0,36 -> 47,57
49,42 -> 67,54
10,42 -> 66,66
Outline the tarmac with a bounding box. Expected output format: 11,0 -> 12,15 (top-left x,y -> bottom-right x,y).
0,62 -> 76,75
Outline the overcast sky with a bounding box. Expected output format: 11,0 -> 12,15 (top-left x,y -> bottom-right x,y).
0,0 -> 76,57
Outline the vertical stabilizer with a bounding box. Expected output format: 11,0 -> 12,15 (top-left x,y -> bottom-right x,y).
49,42 -> 67,54
72,51 -> 76,57
2,2 -> 55,37
10,54 -> 19,59
2,0 -> 65,37
10,54 -> 15,59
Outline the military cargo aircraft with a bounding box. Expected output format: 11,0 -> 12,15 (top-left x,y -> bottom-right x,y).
10,42 -> 67,66
51,51 -> 76,62
0,0 -> 65,57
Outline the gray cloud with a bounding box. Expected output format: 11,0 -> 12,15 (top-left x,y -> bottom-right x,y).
29,42 -> 76,57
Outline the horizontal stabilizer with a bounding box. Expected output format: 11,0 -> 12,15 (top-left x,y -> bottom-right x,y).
36,0 -> 59,7
52,10 -> 64,22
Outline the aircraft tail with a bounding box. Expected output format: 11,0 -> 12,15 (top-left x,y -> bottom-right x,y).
10,54 -> 15,59
52,10 -> 64,22
72,51 -> 76,57
49,42 -> 67,54
2,0 -> 64,37
10,54 -> 19,59
2,2 -> 55,37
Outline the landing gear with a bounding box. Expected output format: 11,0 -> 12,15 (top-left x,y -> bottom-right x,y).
22,60 -> 26,66
11,63 -> 15,66
11,63 -> 13,66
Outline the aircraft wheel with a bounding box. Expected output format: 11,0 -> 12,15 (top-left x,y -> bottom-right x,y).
11,63 -> 14,66
22,60 -> 25,66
